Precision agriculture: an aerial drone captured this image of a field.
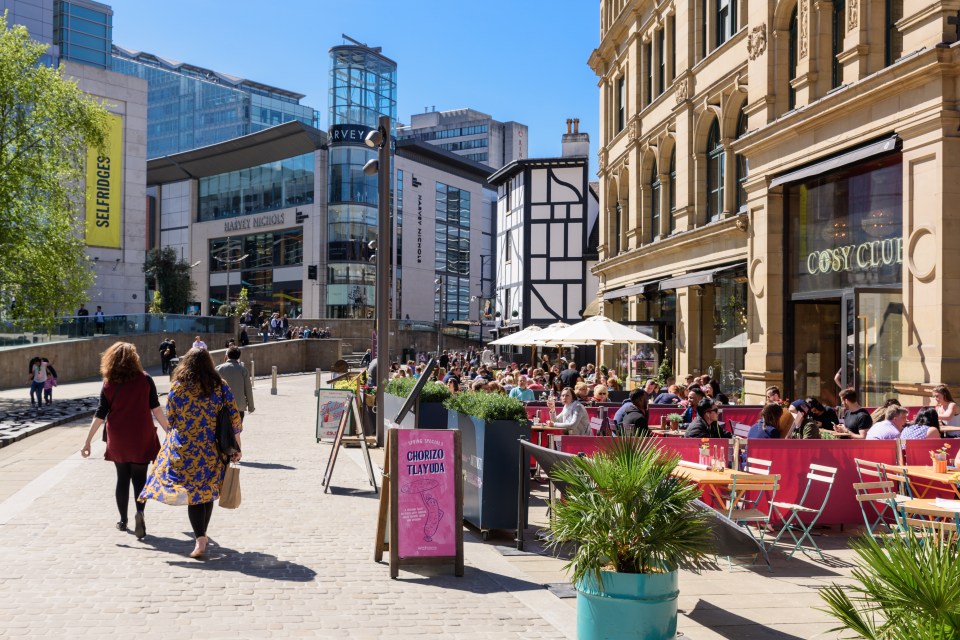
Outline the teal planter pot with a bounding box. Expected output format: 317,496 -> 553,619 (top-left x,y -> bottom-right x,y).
576,570 -> 679,640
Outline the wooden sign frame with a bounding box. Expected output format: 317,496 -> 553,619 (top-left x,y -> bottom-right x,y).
321,395 -> 378,493
375,427 -> 463,578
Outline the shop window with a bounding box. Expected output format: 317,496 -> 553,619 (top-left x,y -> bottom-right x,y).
735,108 -> 748,211
650,160 -> 661,242
706,120 -> 724,221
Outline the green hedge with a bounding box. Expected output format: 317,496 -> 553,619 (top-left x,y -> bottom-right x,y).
385,376 -> 452,404
443,391 -> 528,426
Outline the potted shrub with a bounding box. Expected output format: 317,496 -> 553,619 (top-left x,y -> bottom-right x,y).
383,376 -> 451,429
443,391 -> 531,537
820,532 -> 960,639
545,438 -> 711,640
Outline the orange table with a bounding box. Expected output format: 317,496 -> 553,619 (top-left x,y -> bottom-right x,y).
890,465 -> 960,499
672,462 -> 758,509
898,498 -> 960,536
530,425 -> 565,480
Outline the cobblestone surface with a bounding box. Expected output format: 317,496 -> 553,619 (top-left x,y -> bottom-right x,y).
0,374 -> 572,639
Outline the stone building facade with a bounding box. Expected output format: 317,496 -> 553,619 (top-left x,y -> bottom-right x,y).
590,0 -> 960,405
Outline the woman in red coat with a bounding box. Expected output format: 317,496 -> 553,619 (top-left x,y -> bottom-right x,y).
81,342 -> 169,539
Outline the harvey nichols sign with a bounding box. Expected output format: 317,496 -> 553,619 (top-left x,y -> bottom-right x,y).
329,124 -> 375,146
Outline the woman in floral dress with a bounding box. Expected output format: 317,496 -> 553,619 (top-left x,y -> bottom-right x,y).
140,348 -> 242,558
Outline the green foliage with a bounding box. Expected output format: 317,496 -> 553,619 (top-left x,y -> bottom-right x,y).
543,438 -> 712,586
667,413 -> 684,424
143,247 -> 195,314
332,375 -> 361,391
443,391 -> 528,426
385,376 -> 452,404
148,289 -> 163,315
234,287 -> 250,319
0,13 -> 109,329
655,357 -> 672,386
819,533 -> 960,640
216,303 -> 231,317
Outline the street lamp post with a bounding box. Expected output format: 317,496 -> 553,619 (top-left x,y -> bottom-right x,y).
471,294 -> 483,350
362,116 -> 392,446
435,276 -> 444,356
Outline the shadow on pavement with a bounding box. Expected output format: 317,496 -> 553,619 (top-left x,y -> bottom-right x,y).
683,600 -> 806,639
389,564 -> 546,594
240,461 -> 296,470
326,485 -> 379,499
123,534 -> 317,582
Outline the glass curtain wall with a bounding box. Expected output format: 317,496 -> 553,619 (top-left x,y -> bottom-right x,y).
326,44 -> 397,318
435,182 -> 471,325
208,229 -> 303,316
198,153 -> 314,220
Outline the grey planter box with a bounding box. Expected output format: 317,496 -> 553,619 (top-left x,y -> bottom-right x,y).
448,410 -> 531,536
383,394 -> 447,430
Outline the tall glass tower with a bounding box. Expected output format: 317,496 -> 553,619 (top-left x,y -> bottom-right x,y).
326,40 -> 397,318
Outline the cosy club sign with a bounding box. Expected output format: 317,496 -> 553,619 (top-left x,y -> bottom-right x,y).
805,237 -> 903,275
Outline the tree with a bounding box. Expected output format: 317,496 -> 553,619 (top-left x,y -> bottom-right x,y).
143,247 -> 194,314
234,287 -> 250,319
148,289 -> 163,315
0,13 -> 110,329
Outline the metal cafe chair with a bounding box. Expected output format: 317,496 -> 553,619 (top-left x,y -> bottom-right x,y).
770,464 -> 839,559
744,457 -> 772,475
880,464 -> 916,500
724,472 -> 780,570
853,480 -> 900,539
897,501 -> 960,541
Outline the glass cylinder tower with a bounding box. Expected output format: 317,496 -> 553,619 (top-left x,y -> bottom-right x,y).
326,41 -> 397,318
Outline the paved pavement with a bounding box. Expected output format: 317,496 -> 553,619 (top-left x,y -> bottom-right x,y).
0,370 -> 860,638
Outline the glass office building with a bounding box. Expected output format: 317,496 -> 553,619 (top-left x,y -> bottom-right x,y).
112,46 -> 319,159
54,0 -> 112,68
326,42 -> 397,318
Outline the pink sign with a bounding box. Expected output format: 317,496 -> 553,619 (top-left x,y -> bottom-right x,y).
396,430 -> 457,559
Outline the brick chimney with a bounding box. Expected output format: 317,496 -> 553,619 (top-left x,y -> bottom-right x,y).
562,117 -> 590,158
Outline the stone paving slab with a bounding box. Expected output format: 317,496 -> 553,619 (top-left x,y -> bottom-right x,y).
0,370 -> 863,639
0,374 -> 574,639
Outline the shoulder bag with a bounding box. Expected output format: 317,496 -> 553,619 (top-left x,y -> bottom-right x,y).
215,384 -> 240,462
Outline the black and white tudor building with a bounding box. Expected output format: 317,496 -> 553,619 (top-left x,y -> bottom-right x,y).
488,120 -> 600,342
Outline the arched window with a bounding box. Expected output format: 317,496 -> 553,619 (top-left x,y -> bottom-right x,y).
668,149 -> 677,233
650,160 -> 660,242
832,0 -> 845,89
706,119 -> 724,220
614,200 -> 622,254
788,6 -> 798,110
735,108 -> 748,211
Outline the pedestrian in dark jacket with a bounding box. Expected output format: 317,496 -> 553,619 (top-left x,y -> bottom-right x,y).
685,398 -> 731,439
620,388 -> 650,437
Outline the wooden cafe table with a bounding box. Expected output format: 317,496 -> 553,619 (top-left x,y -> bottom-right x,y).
672,460 -> 758,510
889,465 -> 960,499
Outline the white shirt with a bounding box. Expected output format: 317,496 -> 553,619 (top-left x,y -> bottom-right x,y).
551,400 -> 590,436
192,340 -> 207,350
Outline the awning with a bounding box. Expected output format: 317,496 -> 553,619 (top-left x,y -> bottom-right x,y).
147,121 -> 328,185
602,278 -> 663,301
714,332 -> 747,349
582,297 -> 602,317
659,264 -> 743,291
769,135 -> 899,188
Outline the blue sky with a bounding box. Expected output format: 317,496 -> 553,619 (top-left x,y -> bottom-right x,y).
107,0 -> 601,172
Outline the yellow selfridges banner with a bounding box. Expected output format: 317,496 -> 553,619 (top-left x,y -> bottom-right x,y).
85,113 -> 123,248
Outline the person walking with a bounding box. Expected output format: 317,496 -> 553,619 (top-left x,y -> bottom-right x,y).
94,305 -> 106,334
77,304 -> 90,336
27,356 -> 47,410
42,359 -> 57,405
159,336 -> 175,375
139,348 -> 242,559
216,347 -> 254,422
80,343 -> 167,539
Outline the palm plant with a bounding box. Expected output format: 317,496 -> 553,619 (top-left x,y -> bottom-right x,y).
820,533 -> 960,640
544,438 -> 713,586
